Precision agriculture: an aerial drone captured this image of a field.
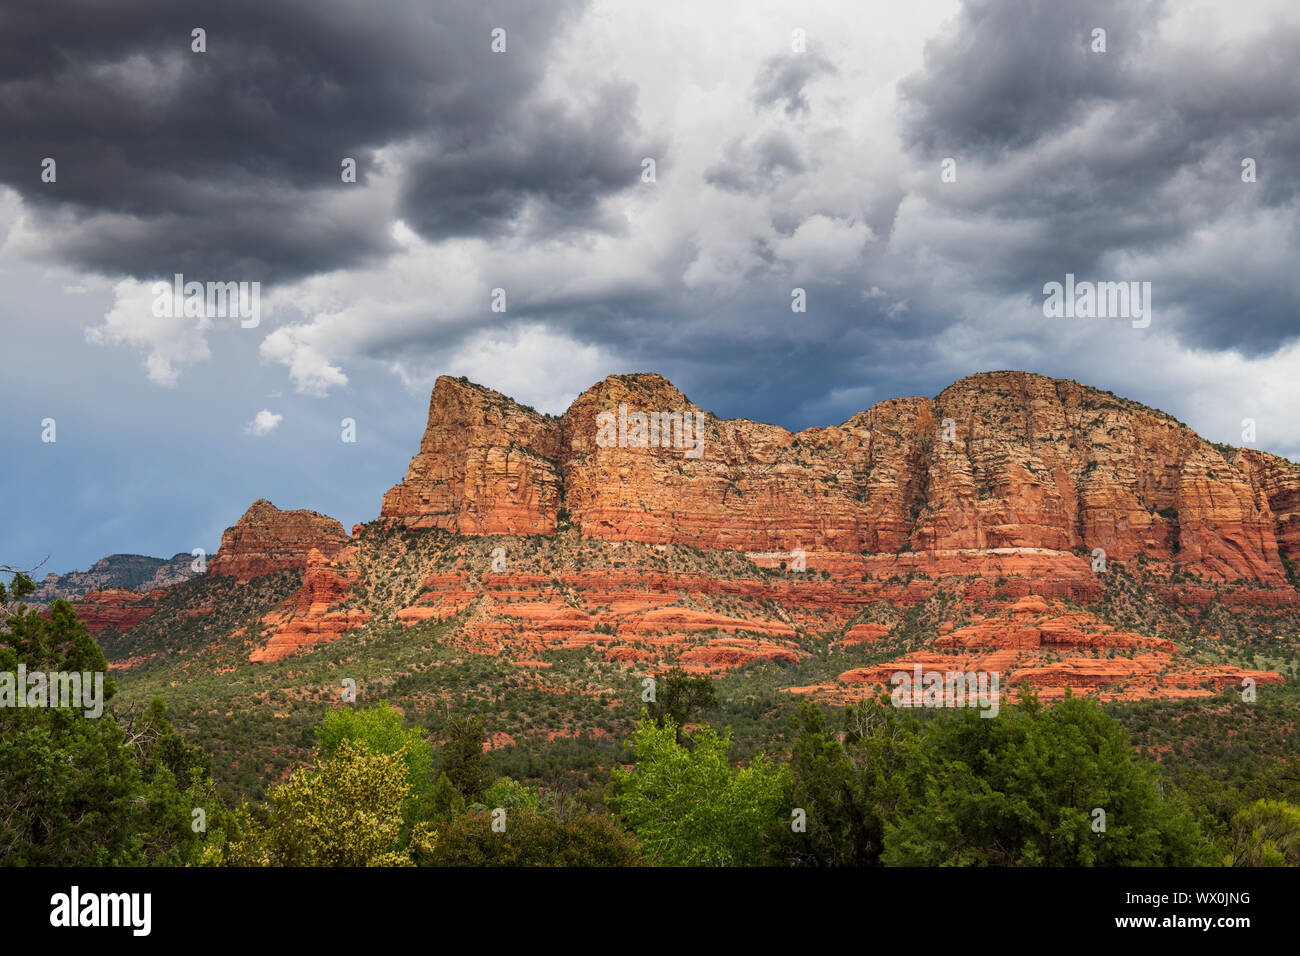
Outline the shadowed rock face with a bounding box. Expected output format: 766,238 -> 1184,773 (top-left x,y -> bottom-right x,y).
207,499 -> 349,582
1235,448 -> 1300,568
379,370 -> 1298,584
65,587 -> 166,633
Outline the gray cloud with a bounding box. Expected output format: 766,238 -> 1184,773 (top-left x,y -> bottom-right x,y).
899,0 -> 1160,153
753,49 -> 837,117
398,82 -> 655,240
5,0 -> 1298,437
704,130 -> 806,194
896,0 -> 1300,355
0,0 -> 647,281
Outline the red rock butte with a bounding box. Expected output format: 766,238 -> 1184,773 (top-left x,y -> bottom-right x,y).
207,499 -> 349,582
377,371 -> 1298,581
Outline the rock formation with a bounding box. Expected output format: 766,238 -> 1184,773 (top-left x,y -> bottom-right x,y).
378,370 -> 1296,584
789,595 -> 1283,704
1235,448 -> 1300,568
67,587 -> 166,633
86,369 -> 1298,705
379,377 -> 563,535
249,547 -> 370,662
26,552 -> 199,610
207,499 -> 349,582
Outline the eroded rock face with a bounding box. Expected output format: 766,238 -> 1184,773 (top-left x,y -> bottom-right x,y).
377,371 -> 1294,583
1235,448 -> 1300,568
207,499 -> 349,582
919,374 -> 1285,583
189,371 -> 1298,673
249,548 -> 369,662
559,374 -> 932,553
379,377 -> 563,535
70,587 -> 166,634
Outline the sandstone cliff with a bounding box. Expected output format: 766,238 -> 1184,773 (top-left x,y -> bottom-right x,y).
67,587 -> 166,633
379,377 -> 563,535
378,370 -> 1295,584
249,547 -> 369,662
1235,448 -> 1300,569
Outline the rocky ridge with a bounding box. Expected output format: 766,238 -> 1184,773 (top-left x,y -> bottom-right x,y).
74,371 -> 1300,704
379,371 -> 1297,583
26,552 -> 198,610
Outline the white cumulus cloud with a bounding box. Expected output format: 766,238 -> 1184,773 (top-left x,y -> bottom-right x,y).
244,409 -> 282,436
85,278 -> 212,387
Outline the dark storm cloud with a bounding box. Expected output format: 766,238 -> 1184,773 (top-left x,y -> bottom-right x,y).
752,50 -> 836,117
398,82 -> 653,240
899,0 -> 1158,153
0,0 -> 643,281
897,0 -> 1300,356
482,243 -> 955,430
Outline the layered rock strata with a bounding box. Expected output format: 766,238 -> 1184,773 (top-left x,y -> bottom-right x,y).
378,371 -> 1296,584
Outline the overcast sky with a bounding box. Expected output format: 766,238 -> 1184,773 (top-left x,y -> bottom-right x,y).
3,0 -> 1298,575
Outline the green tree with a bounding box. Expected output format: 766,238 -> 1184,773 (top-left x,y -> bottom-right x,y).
647,667 -> 718,744
473,776 -> 540,815
882,690 -> 1210,866
425,809 -> 645,866
0,576 -> 222,866
610,714 -> 788,866
224,739 -> 421,866
438,716 -> 493,801
777,698 -> 920,866
317,703 -> 434,827
428,771 -> 466,820
1225,799 -> 1300,866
